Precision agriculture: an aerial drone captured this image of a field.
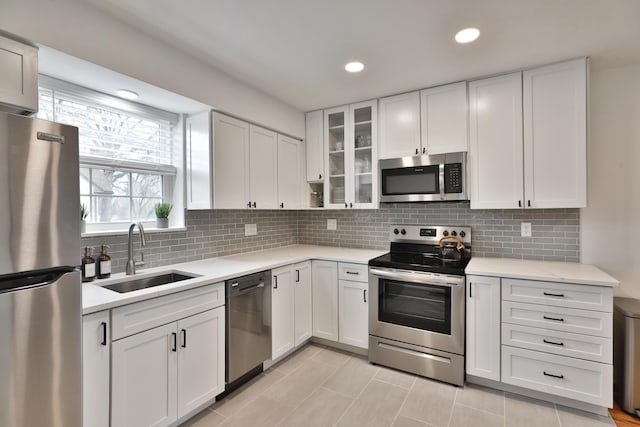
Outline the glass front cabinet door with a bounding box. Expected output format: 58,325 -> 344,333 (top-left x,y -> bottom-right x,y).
323,101 -> 377,209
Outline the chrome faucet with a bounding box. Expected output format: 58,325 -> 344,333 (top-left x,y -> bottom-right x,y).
126,222 -> 146,275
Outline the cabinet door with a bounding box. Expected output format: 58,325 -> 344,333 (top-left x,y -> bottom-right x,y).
324,106 -> 349,208
272,266 -> 295,359
83,311 -> 110,427
249,125 -> 278,209
420,82 -> 468,154
469,73 -> 524,209
0,34 -> 38,114
311,260 -> 339,341
293,261 -> 312,346
277,134 -> 303,209
213,113 -> 250,209
378,91 -> 421,159
185,111 -> 212,209
523,58 -> 587,208
339,280 -> 369,349
177,307 -> 225,418
305,110 -> 324,182
466,275 -> 501,381
350,100 -> 378,208
112,323 -> 178,427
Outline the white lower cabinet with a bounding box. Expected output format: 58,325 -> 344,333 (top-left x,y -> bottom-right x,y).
465,275 -> 501,381
83,311 -> 110,427
338,279 -> 368,348
293,261 -> 312,346
312,260 -> 369,349
111,283 -> 226,427
272,262 -> 313,360
312,260 -> 339,341
272,266 -> 295,359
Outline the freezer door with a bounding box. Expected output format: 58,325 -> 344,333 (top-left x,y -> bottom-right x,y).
0,267 -> 82,427
0,112 -> 80,274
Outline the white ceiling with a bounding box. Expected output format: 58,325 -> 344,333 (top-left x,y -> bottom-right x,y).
80,0 -> 640,112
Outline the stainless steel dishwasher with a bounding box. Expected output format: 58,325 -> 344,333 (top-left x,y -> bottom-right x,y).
226,270 -> 272,389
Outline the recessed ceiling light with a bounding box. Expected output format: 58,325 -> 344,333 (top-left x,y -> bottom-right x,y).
455,28 -> 480,44
345,61 -> 365,73
116,89 -> 139,100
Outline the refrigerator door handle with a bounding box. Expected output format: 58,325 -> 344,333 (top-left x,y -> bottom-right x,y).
0,266 -> 76,294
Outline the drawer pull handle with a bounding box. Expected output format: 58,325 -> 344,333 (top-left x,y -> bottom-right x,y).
346,271 -> 359,275
543,315 -> 564,322
543,292 -> 565,297
543,339 -> 564,346
543,371 -> 564,379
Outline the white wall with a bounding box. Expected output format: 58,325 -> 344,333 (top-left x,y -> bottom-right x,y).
0,0 -> 305,138
581,64 -> 640,298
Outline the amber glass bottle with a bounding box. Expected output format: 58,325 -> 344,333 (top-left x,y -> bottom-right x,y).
97,244 -> 112,279
81,246 -> 96,282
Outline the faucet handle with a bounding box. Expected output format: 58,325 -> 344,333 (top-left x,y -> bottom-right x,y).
135,251 -> 145,267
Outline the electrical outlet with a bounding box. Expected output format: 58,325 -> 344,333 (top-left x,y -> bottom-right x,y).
521,222 -> 532,237
327,219 -> 337,231
245,224 -> 257,236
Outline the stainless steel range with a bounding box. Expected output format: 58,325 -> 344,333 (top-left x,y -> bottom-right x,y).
368,225 -> 471,386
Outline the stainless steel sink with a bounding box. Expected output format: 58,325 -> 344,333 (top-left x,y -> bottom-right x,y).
103,272 -> 198,293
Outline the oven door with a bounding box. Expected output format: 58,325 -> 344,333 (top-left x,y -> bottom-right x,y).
369,267 -> 465,355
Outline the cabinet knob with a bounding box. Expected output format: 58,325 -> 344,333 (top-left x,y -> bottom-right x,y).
422,147 -> 426,154
350,203 -> 353,208
527,200 -> 531,207
415,148 -> 419,155
344,203 -> 348,208
319,174 -> 322,179
518,200 -> 522,208
280,202 -> 284,208
253,202 -> 257,208
247,201 -> 252,208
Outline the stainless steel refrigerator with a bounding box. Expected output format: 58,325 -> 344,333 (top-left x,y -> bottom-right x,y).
0,112 -> 82,427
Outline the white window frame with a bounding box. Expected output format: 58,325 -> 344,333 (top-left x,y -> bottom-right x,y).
38,75 -> 185,235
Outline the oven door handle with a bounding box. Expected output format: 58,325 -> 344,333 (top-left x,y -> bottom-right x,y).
369,268 -> 462,287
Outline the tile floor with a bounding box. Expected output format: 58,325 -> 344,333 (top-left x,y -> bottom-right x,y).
182,344 -> 616,427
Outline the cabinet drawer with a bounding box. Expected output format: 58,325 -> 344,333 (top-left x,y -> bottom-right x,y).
338,263 -> 368,283
502,323 -> 612,363
501,346 -> 612,407
502,279 -> 613,312
112,282 -> 225,340
502,301 -> 612,338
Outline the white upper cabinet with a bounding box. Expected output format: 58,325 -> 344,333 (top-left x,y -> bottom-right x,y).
249,124 -> 278,209
378,91 -> 421,159
469,72 -> 524,209
185,111 -> 212,210
213,112 -> 251,209
523,58 -> 587,208
323,101 -> 378,209
305,110 -> 324,182
470,59 -> 587,210
277,134 -> 304,209
420,82 -> 468,155
0,34 -> 38,114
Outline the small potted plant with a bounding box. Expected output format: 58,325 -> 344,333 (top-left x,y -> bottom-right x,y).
155,202 -> 172,228
80,203 -> 88,234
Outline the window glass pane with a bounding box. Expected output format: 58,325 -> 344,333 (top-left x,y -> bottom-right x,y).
132,173 -> 162,197
94,197 -> 130,223
132,197 -> 162,221
91,169 -> 130,196
80,168 -> 91,194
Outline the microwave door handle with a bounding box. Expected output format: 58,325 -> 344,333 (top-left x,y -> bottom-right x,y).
439,163 -> 445,200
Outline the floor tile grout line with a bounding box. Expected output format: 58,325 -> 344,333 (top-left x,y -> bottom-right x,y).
331,370 -> 380,426
445,387 -> 459,427
390,375 -> 417,426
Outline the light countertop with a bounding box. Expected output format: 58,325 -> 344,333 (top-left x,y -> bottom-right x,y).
465,257 -> 619,287
83,244 -> 385,314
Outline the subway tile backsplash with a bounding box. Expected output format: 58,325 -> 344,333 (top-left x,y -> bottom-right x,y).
81,202 -> 579,274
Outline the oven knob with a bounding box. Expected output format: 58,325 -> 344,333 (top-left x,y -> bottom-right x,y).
401,229 -> 407,235
442,230 -> 449,237
459,231 -> 466,238
451,230 -> 457,237
393,228 -> 399,235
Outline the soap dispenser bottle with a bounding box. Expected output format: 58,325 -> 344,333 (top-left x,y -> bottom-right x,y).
81,246 -> 96,282
97,244 -> 111,279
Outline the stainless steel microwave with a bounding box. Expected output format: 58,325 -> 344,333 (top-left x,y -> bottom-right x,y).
379,152 -> 467,202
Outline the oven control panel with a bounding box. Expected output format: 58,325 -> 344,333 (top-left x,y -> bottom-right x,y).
390,225 -> 471,245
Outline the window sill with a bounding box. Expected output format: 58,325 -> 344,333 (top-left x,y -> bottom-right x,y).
81,226 -> 187,238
